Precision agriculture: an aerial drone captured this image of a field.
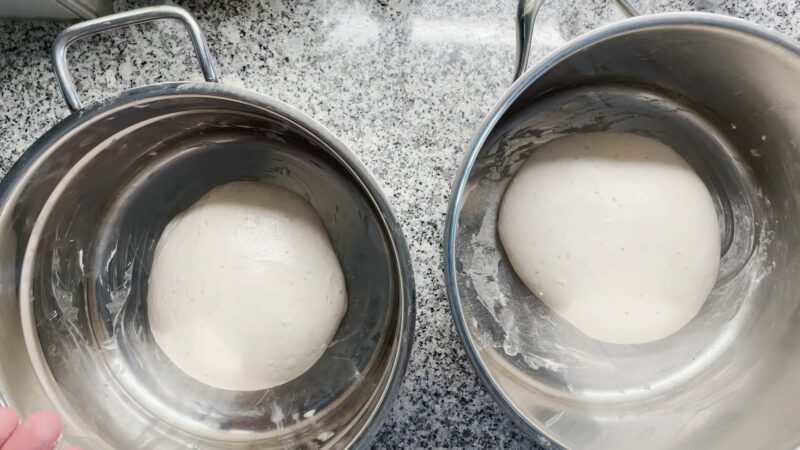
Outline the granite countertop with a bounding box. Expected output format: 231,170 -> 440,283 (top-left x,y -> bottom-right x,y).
2,0 -> 799,448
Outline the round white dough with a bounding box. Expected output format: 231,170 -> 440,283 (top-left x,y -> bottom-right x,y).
148,181 -> 347,391
498,132 -> 720,344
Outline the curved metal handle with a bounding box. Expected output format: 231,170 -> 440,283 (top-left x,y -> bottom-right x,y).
615,0 -> 643,17
512,0 -> 641,82
52,5 -> 219,112
513,0 -> 546,82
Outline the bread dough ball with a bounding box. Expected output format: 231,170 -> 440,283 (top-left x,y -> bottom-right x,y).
148,182 -> 347,390
498,133 -> 720,344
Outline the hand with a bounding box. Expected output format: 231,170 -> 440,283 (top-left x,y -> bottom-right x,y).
0,408 -> 79,450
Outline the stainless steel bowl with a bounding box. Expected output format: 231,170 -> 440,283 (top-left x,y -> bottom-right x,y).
0,7 -> 414,449
445,7 -> 800,450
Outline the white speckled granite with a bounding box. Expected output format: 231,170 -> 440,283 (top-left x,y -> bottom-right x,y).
1,0 -> 799,447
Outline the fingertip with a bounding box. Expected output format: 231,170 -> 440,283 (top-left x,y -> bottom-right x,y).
0,407 -> 19,421
0,407 -> 20,443
2,409 -> 63,450
23,410 -> 63,442
0,408 -> 19,425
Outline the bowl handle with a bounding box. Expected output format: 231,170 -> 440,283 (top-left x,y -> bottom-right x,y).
51,5 -> 219,112
512,0 -> 640,82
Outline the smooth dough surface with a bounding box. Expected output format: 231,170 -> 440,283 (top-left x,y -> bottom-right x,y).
498,133 -> 720,344
148,181 -> 347,390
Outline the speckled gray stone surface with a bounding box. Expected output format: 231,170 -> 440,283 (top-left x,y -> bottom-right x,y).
1,0 -> 799,448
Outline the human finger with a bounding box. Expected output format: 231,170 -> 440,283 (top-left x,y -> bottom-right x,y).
0,410 -> 62,450
0,408 -> 19,445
